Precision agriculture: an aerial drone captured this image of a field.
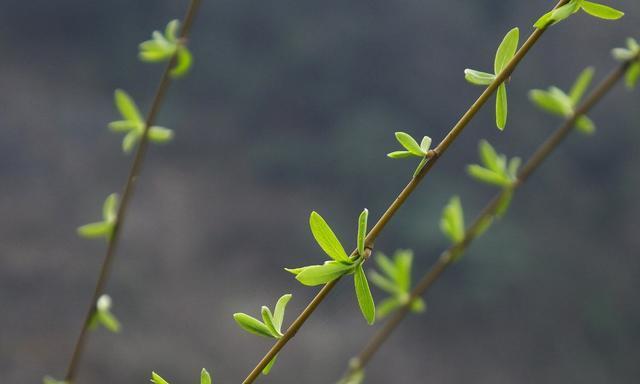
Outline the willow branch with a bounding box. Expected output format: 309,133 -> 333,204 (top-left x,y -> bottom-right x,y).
63,1 -> 202,382
342,56 -> 634,378
241,1 -> 570,382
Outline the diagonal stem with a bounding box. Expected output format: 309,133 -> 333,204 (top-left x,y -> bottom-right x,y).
63,1 -> 202,382
241,1 -> 570,382
342,57 -> 633,379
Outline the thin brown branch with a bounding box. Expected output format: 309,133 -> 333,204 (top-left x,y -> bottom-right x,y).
241,1 -> 570,382
342,57 -> 632,379
63,1 -> 202,382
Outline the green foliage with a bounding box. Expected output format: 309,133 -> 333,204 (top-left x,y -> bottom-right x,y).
337,368 -> 365,384
139,20 -> 193,78
286,210 -> 376,324
109,90 -> 174,153
368,251 -> 426,319
88,294 -> 121,333
43,376 -> 67,384
467,140 -> 520,187
534,0 -> 624,29
464,28 -> 520,130
529,67 -> 597,134
151,370 -> 211,384
612,38 -> 640,89
440,196 -> 465,244
77,193 -> 118,241
387,132 -> 433,177
151,372 -> 171,384
233,294 -> 292,374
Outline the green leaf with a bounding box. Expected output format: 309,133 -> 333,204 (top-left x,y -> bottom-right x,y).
148,126 -> 174,143
478,140 -> 501,173
122,131 -> 139,153
283,267 -> 306,275
529,89 -> 569,116
420,136 -> 432,153
165,20 -> 180,42
394,132 -> 425,156
394,251 -> 412,292
170,47 -> 193,78
410,297 -> 427,313
233,313 -> 274,338
374,253 -> 397,279
102,193 -> 118,223
309,211 -> 350,263
464,69 -> 496,85
376,297 -> 402,319
337,368 -> 365,384
151,372 -> 171,384
387,150 -> 414,159
261,306 -> 279,337
413,157 -> 428,178
534,1 -> 581,29
295,261 -> 354,286
272,294 -> 292,332
507,157 -> 521,180
580,1 -> 624,20
440,196 -> 465,243
569,67 -> 595,105
354,263 -> 375,324
494,28 -> 519,74
114,89 -> 143,123
467,164 -> 511,187
262,355 -> 278,375
626,63 -> 640,90
495,188 -> 514,218
495,83 -> 508,130
201,368 -> 212,384
97,309 -> 121,333
576,115 -> 596,135
357,208 -> 368,257
369,270 -> 402,295
43,376 -> 67,384
77,221 -> 111,238
108,120 -> 139,132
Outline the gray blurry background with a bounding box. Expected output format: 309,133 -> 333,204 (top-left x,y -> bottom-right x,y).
1,0 -> 639,383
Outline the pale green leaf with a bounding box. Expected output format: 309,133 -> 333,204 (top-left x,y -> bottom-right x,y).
467,164 -> 511,187
420,136 -> 432,153
261,306 -> 279,337
309,211 -> 350,263
354,264 -> 375,324
77,221 -> 111,239
201,368 -> 212,384
272,294 -> 292,332
575,115 -> 596,135
368,270 -> 402,295
387,150 -> 414,159
495,188 -> 514,218
283,267 -> 306,275
102,193 -> 118,223
464,69 -> 496,85
495,83 -> 508,130
97,310 -> 121,333
478,140 -> 501,173
151,372 -> 171,384
581,1 -> 624,20
626,63 -> 640,90
233,313 -> 274,338
394,251 -> 412,292
440,196 -> 465,243
413,157 -> 428,178
494,28 -> 520,74
114,89 -> 143,123
165,20 -> 180,42
295,261 -> 354,286
262,355 -> 277,375
170,47 -> 193,78
569,67 -> 595,105
534,1 -> 581,28
375,253 -> 397,281
108,120 -> 139,132
148,126 -> 174,143
376,297 -> 402,319
507,157 -> 521,180
394,132 -> 425,156
357,208 -> 368,257
122,131 -> 139,153
529,89 -> 569,116
410,297 -> 427,313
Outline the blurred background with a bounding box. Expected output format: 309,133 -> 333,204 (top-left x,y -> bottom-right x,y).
1,0 -> 639,383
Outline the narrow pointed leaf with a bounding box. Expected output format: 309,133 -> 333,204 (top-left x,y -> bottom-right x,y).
495,83 -> 508,130
575,115 -> 596,135
529,89 -> 568,116
419,136 -> 432,153
295,261 -> 354,286
467,165 -> 511,187
97,310 -> 121,333
534,1 -> 580,28
494,28 -> 519,74
284,267 -> 306,275
394,251 -> 413,292
357,208 -> 368,257
626,63 -> 640,90
233,313 -> 274,338
375,253 -> 397,281
410,297 -> 427,313
354,264 -> 375,324
495,188 -> 514,218
170,47 -> 193,78
309,211 -> 350,262
108,120 -> 139,132
102,193 -> 118,223
478,140 -> 501,173
151,372 -> 171,384
114,89 -> 143,123
261,306 -> 279,337
148,126 -> 174,143
387,150 -> 414,159
376,297 -> 403,319
569,67 -> 595,105
368,271 -> 402,295
122,131 -> 139,153
77,221 -> 111,239
394,132 -> 424,156
272,294 -> 292,332
580,1 -> 624,20
201,368 -> 212,384
262,355 -> 278,375
413,157 -> 428,178
440,196 -> 465,243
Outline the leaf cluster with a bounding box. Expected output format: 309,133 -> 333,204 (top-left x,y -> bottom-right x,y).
88,294 -> 121,333
233,294 -> 292,374
464,28 -> 520,130
286,210 -> 376,324
368,250 -> 425,319
467,140 -> 520,188
534,0 -> 624,29
139,20 -> 193,78
529,67 -> 597,134
108,90 -> 174,153
151,368 -> 212,384
77,193 -> 118,240
612,38 -> 640,89
387,132 -> 432,177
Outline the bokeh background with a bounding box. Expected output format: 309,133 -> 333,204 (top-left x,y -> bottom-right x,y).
1,1 -> 639,383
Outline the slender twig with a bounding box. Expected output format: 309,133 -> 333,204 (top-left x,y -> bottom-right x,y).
341,56 -> 635,379
63,1 -> 202,382
241,1 -> 569,382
